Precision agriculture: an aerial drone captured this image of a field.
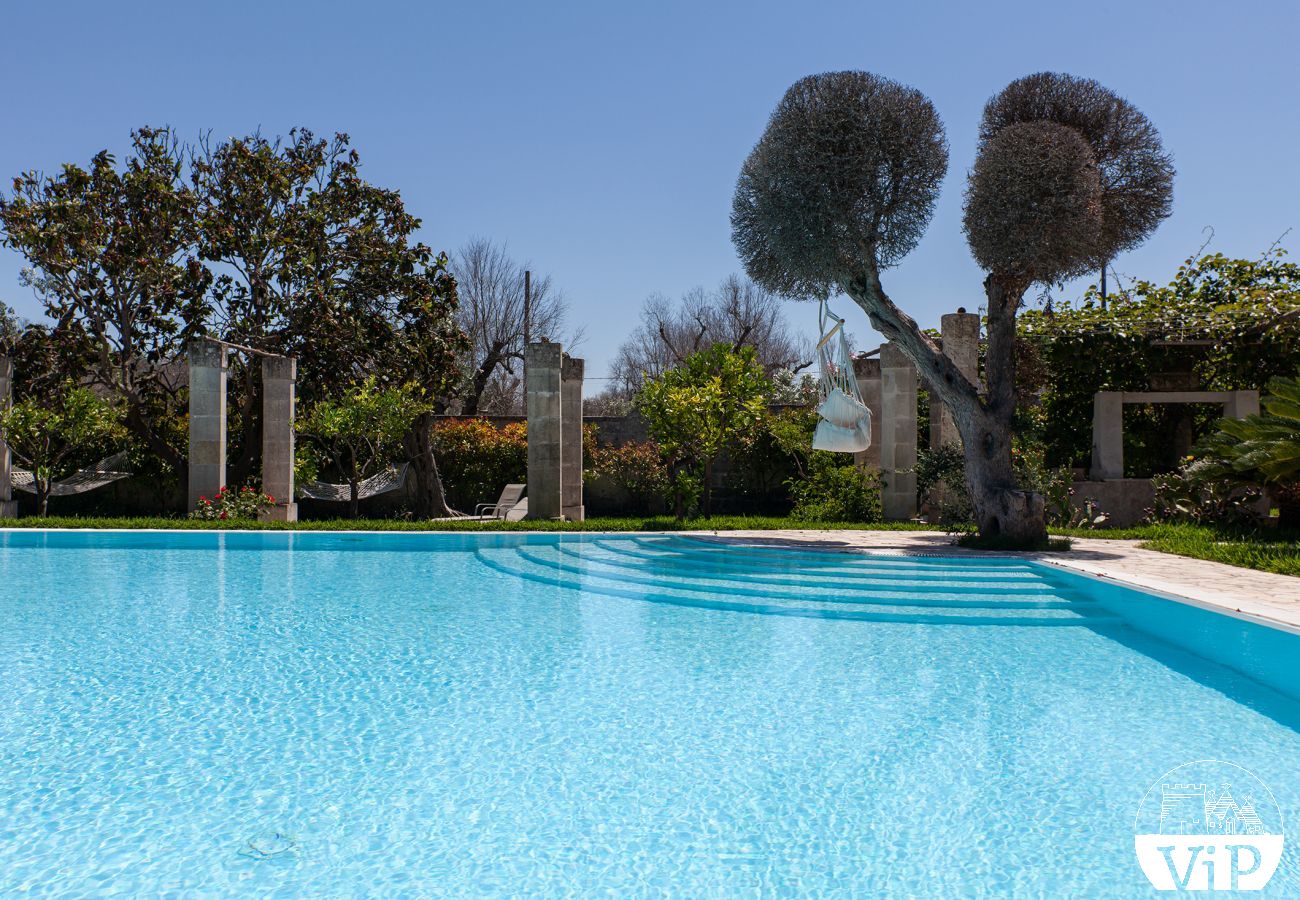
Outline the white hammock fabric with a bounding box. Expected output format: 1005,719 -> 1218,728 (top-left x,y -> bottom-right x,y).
298,463 -> 410,502
11,452 -> 132,496
813,416 -> 872,454
812,300 -> 872,453
818,388 -> 870,428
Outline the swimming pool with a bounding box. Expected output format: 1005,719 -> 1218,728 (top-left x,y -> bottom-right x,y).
1,530 -> 1297,895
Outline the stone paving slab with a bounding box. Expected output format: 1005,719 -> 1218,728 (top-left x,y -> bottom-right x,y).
684,529 -> 1300,634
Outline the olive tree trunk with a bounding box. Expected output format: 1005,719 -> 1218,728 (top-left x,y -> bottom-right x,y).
955,403 -> 1046,543
403,412 -> 457,519
844,269 -> 1047,544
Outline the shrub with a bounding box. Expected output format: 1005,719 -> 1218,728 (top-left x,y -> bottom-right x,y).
1146,459 -> 1263,526
589,440 -> 670,515
913,443 -> 973,526
1015,443 -> 1109,528
789,459 -> 883,523
431,418 -> 528,511
190,485 -> 275,521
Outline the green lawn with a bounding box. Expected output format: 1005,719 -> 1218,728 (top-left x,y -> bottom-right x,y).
1051,522 -> 1300,577
2,516 -> 1295,577
1125,523 -> 1300,578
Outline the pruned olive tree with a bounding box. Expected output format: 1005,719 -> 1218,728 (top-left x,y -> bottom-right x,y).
733,71 -> 1173,542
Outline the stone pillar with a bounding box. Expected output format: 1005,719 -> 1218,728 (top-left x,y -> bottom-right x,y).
852,356 -> 882,470
1090,391 -> 1124,480
0,357 -> 16,518
879,343 -> 918,520
525,341 -> 564,520
560,355 -> 585,521
1224,390 -> 1260,420
187,340 -> 228,510
260,355 -> 298,522
930,310 -> 980,449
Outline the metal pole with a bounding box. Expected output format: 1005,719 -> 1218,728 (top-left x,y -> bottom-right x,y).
523,270 -> 531,413
1100,262 -> 1108,309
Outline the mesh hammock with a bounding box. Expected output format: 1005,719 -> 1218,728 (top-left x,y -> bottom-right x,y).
298,463 -> 410,502
812,300 -> 872,453
11,452 -> 132,496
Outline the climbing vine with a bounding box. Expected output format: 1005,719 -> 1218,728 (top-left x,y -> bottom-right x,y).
1018,249 -> 1300,471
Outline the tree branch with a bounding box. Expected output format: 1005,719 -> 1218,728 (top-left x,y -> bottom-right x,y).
841,267 -> 982,413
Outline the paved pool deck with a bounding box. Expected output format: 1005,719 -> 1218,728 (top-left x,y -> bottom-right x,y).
690,529 -> 1300,635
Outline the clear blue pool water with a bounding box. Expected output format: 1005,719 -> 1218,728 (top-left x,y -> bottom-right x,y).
1,530 -> 1298,896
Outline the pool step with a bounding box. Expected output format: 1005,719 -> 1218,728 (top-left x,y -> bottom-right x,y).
532,546 -> 1091,608
477,548 -> 1120,627
589,537 -> 1042,578
550,544 -> 1076,598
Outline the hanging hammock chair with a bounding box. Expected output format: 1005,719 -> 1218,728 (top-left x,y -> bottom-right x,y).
298,463 -> 411,502
11,452 -> 132,496
812,300 -> 872,454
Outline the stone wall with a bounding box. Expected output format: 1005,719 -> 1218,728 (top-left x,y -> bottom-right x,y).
1068,479 -> 1155,528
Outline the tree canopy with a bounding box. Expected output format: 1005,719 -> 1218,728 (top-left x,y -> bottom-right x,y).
732,71 -> 948,300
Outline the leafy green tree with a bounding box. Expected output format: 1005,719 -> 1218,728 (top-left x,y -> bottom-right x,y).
0,384 -> 125,515
733,71 -> 1173,543
0,128 -> 209,474
297,378 -> 431,518
3,128 -> 468,517
636,344 -> 770,517
190,130 -> 468,495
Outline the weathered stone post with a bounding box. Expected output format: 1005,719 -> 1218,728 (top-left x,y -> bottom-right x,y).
260,355 -> 298,522
930,309 -> 980,449
0,356 -> 16,518
880,343 -> 918,520
560,354 -> 585,521
851,355 -> 883,470
525,341 -> 564,520
187,340 -> 228,510
1224,390 -> 1260,420
1089,391 -> 1124,480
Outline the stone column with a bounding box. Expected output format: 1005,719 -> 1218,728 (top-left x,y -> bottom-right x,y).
1224,390 -> 1260,420
879,343 -> 918,520
930,309 -> 980,449
1090,391 -> 1124,480
852,355 -> 882,470
187,340 -> 228,510
260,355 -> 298,522
560,354 -> 585,521
0,357 -> 16,518
525,341 -> 564,520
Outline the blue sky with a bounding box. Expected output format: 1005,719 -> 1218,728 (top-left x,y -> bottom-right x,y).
1,1 -> 1297,382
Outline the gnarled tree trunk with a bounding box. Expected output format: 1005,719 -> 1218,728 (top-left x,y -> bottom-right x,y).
845,268 -> 1047,545
958,404 -> 1046,542
403,411 -> 456,519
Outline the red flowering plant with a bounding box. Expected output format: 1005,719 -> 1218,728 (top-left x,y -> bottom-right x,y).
188,485 -> 276,521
